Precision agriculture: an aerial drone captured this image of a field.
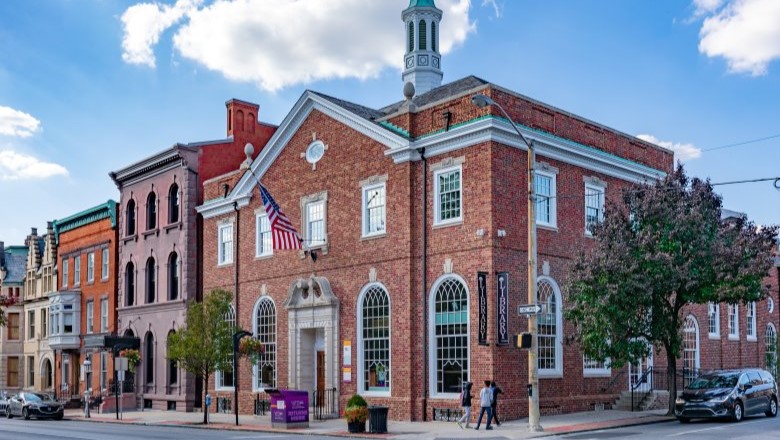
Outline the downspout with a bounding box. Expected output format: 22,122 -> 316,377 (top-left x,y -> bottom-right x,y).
421,147 -> 428,421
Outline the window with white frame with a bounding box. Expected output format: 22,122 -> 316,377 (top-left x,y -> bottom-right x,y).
434,165 -> 462,225
41,309 -> 47,338
74,257 -> 81,286
27,310 -> 35,340
430,276 -> 469,396
254,298 -> 276,391
583,354 -> 610,376
216,305 -> 236,389
747,302 -> 757,340
62,259 -> 68,288
101,248 -> 109,280
362,183 -> 386,237
100,298 -> 108,333
218,224 -> 234,265
87,252 -> 94,282
255,213 -> 272,257
584,181 -> 605,235
766,324 -> 777,372
537,277 -> 563,376
728,303 -> 739,339
535,170 -> 557,227
100,351 -> 108,390
708,303 -> 720,338
86,301 -> 94,334
306,200 -> 326,247
359,285 -> 390,394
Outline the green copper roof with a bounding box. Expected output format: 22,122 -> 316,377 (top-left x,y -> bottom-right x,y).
408,0 -> 436,7
52,200 -> 117,243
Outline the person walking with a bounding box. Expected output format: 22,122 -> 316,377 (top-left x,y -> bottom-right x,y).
457,381 -> 472,429
474,380 -> 494,430
490,381 -> 503,426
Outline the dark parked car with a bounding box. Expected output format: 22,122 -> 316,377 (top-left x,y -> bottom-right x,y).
675,368 -> 778,423
6,392 -> 64,420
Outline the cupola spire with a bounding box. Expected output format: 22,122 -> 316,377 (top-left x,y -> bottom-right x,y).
402,0 -> 443,95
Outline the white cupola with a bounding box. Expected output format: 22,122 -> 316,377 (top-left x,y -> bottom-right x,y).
402,0 -> 443,95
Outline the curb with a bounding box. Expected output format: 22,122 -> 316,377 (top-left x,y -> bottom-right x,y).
532,416 -> 675,438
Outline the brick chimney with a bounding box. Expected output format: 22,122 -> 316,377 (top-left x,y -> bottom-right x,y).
226,99 -> 260,138
0,241 -> 5,268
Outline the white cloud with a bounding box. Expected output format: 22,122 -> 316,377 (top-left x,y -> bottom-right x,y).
482,0 -> 503,18
121,0 -> 476,91
693,0 -> 724,16
636,134 -> 702,161
0,106 -> 41,138
0,150 -> 69,181
696,0 -> 780,76
121,0 -> 202,68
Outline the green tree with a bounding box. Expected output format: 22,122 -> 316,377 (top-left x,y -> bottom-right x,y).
167,289 -> 236,424
565,165 -> 777,414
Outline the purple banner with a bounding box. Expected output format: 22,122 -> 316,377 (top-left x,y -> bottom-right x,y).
496,272 -> 509,346
478,272 -> 488,345
270,390 -> 309,424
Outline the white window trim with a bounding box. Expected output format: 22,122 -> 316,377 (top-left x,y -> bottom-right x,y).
356,282 -> 392,397
300,192 -> 328,253
251,296 -> 277,393
728,304 -> 739,340
708,302 -> 720,339
86,301 -> 94,334
101,248 -> 109,281
582,354 -> 611,377
361,182 -> 387,238
255,212 -> 273,258
100,298 -> 108,333
535,168 -> 557,229
217,223 -> 234,266
427,273 -> 470,399
433,164 -> 463,227
87,253 -> 95,283
74,257 -> 81,286
537,275 -> 564,378
584,181 -> 606,237
747,302 -> 757,341
62,259 -> 68,289
215,304 -> 236,391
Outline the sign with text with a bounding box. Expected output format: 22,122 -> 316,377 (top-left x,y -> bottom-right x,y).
496,272 -> 509,345
343,340 -> 352,366
517,304 -> 542,315
478,272 -> 488,345
269,389 -> 309,428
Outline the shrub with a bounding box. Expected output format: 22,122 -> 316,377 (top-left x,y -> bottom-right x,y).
347,394 -> 367,408
344,405 -> 369,423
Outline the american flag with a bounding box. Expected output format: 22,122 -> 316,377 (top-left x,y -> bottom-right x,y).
259,183 -> 302,250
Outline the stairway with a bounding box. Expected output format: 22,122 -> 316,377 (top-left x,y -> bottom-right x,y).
613,390 -> 669,411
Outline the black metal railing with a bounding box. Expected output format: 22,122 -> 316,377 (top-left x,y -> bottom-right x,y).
600,370 -> 626,394
109,379 -> 135,395
312,387 -> 338,420
433,408 -> 463,421
254,393 -> 270,416
630,367 -> 701,411
217,396 -> 232,414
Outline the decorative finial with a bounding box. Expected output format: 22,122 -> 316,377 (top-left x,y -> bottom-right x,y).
241,143 -> 254,170
403,82 -> 415,101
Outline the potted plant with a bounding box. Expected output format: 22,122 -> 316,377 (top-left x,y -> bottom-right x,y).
120,349 -> 141,372
345,394 -> 368,433
238,337 -> 264,364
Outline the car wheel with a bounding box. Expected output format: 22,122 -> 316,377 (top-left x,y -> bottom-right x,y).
732,401 -> 744,422
677,417 -> 690,423
766,397 -> 778,418
22,408 -> 30,420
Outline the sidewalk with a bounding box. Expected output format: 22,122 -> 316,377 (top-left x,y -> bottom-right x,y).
65,407 -> 673,439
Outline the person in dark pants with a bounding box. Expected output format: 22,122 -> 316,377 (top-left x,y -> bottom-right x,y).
474,380 -> 493,430
457,381 -> 472,429
490,381 -> 503,426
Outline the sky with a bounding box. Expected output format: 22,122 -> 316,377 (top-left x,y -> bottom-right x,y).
1,0 -> 779,245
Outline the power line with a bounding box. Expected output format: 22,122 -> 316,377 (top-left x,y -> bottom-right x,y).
703,133 -> 780,152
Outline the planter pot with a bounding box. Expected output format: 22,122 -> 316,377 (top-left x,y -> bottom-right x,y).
347,420 -> 366,433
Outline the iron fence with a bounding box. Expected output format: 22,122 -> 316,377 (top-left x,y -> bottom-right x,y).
312,387 -> 338,420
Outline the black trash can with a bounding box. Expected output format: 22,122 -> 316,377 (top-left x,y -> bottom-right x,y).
368,405 -> 389,434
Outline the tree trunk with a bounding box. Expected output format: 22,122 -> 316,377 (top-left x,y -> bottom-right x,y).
666,345 -> 677,416
203,373 -> 210,424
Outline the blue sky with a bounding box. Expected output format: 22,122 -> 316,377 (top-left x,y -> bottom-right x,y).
1,0 -> 779,245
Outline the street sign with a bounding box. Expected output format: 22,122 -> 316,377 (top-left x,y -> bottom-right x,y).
115,357 -> 129,372
517,304 -> 542,315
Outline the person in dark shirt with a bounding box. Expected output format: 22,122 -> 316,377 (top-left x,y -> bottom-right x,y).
456,381 -> 472,429
490,381 -> 503,426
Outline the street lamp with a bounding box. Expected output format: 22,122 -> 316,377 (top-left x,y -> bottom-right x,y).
233,329 -> 253,426
471,94 -> 543,432
83,358 -> 92,419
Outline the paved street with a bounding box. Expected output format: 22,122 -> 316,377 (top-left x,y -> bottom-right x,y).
551,416 -> 780,440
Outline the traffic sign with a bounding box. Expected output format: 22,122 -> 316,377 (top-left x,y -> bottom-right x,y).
517,304 -> 542,315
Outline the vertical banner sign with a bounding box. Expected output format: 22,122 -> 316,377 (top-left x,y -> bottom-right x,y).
478,272 -> 488,345
496,272 -> 509,345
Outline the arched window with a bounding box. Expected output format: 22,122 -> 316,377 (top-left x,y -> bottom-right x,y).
216,305 -> 236,389
168,253 -> 179,301
168,184 -> 179,224
358,284 -> 390,394
537,277 -> 563,376
429,276 -> 468,396
145,332 -> 154,385
146,192 -> 157,230
254,298 -> 277,390
431,21 -> 437,52
408,21 -> 414,52
766,324 -> 777,372
42,358 -> 53,389
683,315 -> 700,387
418,20 -> 427,50
167,330 -> 178,386
126,200 -> 136,236
145,257 -> 155,304
125,262 -> 135,306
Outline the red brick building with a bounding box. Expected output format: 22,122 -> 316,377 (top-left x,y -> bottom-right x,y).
196,0 -> 778,422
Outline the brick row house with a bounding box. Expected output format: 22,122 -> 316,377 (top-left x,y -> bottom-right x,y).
109,99 -> 275,411
195,0 -> 779,421
0,243 -> 27,393
49,201 -> 119,408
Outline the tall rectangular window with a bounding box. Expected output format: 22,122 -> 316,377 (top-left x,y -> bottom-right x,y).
28,310 -> 35,340
41,309 -> 47,338
100,352 -> 108,390
8,313 -> 19,340
74,256 -> 81,286
7,357 -> 19,387
101,298 -> 108,333
64,312 -> 74,334
218,224 -> 233,265
747,302 -> 756,340
256,214 -> 272,257
708,303 -> 720,337
728,304 -> 739,339
87,252 -> 95,282
584,183 -> 605,235
102,248 -> 109,280
434,166 -> 462,225
362,183 -> 386,237
62,259 -> 69,288
27,356 -> 35,387
306,200 -> 326,246
86,301 -> 94,334
535,171 -> 557,227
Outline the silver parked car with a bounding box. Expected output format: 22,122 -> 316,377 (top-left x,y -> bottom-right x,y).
6,392 -> 64,420
0,391 -> 9,416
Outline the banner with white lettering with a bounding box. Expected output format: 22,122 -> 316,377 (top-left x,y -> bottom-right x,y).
478,272 -> 488,345
496,272 -> 509,345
